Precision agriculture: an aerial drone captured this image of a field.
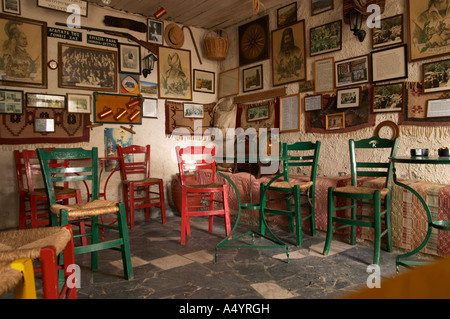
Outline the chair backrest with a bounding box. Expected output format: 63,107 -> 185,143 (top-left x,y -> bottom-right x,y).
175,146 -> 216,186
281,141 -> 321,185
37,147 -> 99,205
349,136 -> 399,188
117,144 -> 150,182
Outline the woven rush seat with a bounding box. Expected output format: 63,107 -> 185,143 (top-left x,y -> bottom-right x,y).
269,180 -> 313,192
333,186 -> 390,197
0,261 -> 23,297
0,227 -> 71,263
49,200 -> 120,218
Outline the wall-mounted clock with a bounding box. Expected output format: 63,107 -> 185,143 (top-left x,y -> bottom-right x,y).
48,60 -> 58,70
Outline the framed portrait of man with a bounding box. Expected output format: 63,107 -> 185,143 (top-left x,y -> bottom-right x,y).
271,20 -> 306,87
407,0 -> 450,61
0,14 -> 47,88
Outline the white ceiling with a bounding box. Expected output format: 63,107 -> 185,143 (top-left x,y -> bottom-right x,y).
86,0 -> 287,30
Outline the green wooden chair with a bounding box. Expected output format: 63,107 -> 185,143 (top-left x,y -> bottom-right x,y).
37,147 -> 133,280
259,141 -> 321,246
323,136 -> 399,265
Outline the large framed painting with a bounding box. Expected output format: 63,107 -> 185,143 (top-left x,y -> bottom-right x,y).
407,0 -> 450,61
158,46 -> 192,101
0,14 -> 47,88
59,43 -> 117,92
272,20 -> 306,87
310,20 -> 342,57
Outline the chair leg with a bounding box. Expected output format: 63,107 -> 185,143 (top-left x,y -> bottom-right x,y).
208,192 -> 214,234
62,224 -> 77,299
145,186 -> 150,221
18,194 -> 27,230
323,187 -> 335,256
293,185 -> 302,246
259,184 -> 266,236
30,196 -> 38,229
309,195 -> 316,237
181,188 -> 187,245
159,180 -> 166,224
40,245 -> 59,299
286,195 -> 294,233
90,216 -> 99,272
384,199 -> 393,253
350,199 -> 357,246
129,182 -> 135,229
222,185 -> 231,236
117,203 -> 134,280
373,191 -> 381,265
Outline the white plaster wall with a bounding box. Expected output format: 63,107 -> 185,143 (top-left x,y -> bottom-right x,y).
0,0 -> 449,230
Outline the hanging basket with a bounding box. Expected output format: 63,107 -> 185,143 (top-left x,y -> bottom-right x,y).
203,29 -> 229,61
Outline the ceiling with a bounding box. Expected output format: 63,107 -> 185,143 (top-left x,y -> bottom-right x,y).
86,0 -> 286,30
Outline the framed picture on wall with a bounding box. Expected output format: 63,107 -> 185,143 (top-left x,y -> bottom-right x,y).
310,20 -> 342,57
158,46 -> 192,100
426,99 -> 450,118
218,67 -> 239,98
142,98 -> 158,118
326,112 -> 345,130
372,82 -> 404,113
26,93 -> 66,109
0,89 -> 23,114
248,104 -> 269,122
59,43 -> 117,92
119,43 -> 141,74
372,14 -> 403,49
147,18 -> 163,45
311,0 -> 333,16
279,93 -> 300,132
335,55 -> 370,88
314,57 -> 335,94
238,15 -> 270,66
272,20 -> 306,86
277,2 -> 297,28
2,0 -> 20,14
422,59 -> 450,94
37,0 -> 88,17
304,94 -> 322,112
242,64 -> 263,93
371,44 -> 407,83
67,93 -> 91,113
193,69 -> 215,94
184,103 -> 204,118
0,14 -> 47,88
34,118 -> 55,133
337,87 -> 360,109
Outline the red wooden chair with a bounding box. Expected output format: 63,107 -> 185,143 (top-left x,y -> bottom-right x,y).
175,145 -> 231,245
14,149 -> 83,229
117,145 -> 166,229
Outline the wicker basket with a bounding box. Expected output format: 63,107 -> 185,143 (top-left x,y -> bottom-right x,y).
203,29 -> 229,60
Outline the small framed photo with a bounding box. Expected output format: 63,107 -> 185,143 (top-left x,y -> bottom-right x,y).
147,18 -> 163,44
26,93 -> 65,109
242,64 -> 263,93
0,89 -> 23,114
34,118 -> 55,133
277,2 -> 297,28
371,44 -> 407,83
426,99 -> 450,118
372,82 -> 404,113
335,55 -> 370,88
311,0 -> 333,16
218,67 -> 239,98
304,94 -> 322,112
326,112 -> 345,130
372,14 -> 403,49
337,87 -> 360,109
193,69 -> 215,94
279,93 -> 300,132
119,43 -> 141,74
142,98 -> 158,118
422,58 -> 450,94
67,93 -> 91,113
310,20 -> 342,57
2,0 -> 20,14
184,103 -> 204,118
248,104 -> 269,122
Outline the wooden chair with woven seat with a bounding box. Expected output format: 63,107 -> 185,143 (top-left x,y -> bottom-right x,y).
0,224 -> 76,299
175,145 -> 231,245
117,144 -> 166,229
323,136 -> 399,264
36,147 -> 133,280
259,141 -> 321,246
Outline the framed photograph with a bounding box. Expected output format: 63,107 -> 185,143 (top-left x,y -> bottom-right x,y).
337,87 -> 360,109
277,2 -> 297,28
140,81 -> 158,97
142,98 -> 158,118
184,103 -> 204,118
26,93 -> 65,109
426,99 -> 450,118
310,20 -> 342,57
37,0 -> 87,17
59,43 -> 117,92
371,44 -> 407,83
248,104 -> 269,122
314,57 -> 335,94
423,59 -> 450,94
67,93 -> 91,113
335,55 -> 370,88
34,118 -> 55,133
238,15 -> 270,66
272,20 -> 307,86
158,46 -> 192,100
2,0 -> 20,14
147,18 -> 163,45
193,69 -> 215,94
243,64 -> 263,93
372,14 -> 403,49
407,0 -> 450,61
218,67 -> 239,98
311,0 -> 333,16
304,94 -> 322,112
279,93 -> 300,132
119,43 -> 141,74
0,14 -> 47,88
0,89 -> 23,114
372,83 -> 404,113
326,112 -> 345,130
